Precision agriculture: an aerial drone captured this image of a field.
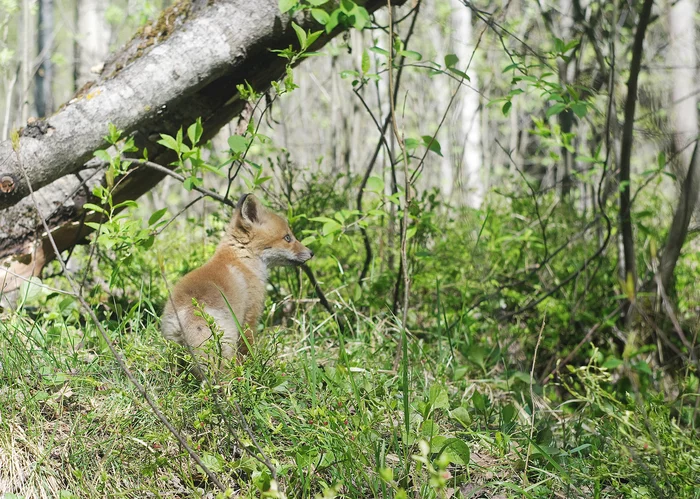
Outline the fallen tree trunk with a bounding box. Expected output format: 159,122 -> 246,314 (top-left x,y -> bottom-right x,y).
0,0 -> 398,295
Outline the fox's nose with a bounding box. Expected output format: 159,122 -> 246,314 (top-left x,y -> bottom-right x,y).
309,250 -> 314,258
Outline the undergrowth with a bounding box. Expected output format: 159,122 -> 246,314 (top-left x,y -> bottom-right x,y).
1,183 -> 698,498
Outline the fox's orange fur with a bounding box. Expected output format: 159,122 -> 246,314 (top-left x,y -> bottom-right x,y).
161,194 -> 313,360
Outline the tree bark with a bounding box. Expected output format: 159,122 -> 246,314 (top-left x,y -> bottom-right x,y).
557,0 -> 574,199
35,0 -> 54,117
0,0 -> 401,294
657,0 -> 700,294
74,0 -> 111,89
451,0 -> 482,207
659,143 -> 699,292
668,0 -> 698,179
618,0 -> 653,302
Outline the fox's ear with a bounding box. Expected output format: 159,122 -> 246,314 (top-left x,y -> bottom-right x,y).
236,193 -> 259,225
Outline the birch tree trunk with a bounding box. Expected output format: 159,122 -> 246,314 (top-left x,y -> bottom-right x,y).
433,0 -> 482,207
451,0 -> 482,207
20,0 -> 33,123
34,0 -> 54,117
659,0 -> 700,292
75,0 -> 111,88
668,0 -> 698,176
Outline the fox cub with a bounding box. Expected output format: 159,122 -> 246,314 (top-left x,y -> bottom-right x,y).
161,194 -> 313,361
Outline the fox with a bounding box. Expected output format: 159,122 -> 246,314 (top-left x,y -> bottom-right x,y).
160,193 -> 313,364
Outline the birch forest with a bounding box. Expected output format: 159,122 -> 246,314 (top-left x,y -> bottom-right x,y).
0,0 -> 699,497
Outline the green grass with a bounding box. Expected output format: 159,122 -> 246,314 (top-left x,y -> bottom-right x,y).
1,200 -> 699,498
2,287 -> 698,498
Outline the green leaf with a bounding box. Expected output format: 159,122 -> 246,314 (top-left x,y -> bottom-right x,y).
400,49 -> 422,61
449,406 -> 471,427
157,134 -> 179,152
546,102 -> 567,118
340,0 -> 355,13
447,66 -> 470,80
148,208 -> 168,226
18,276 -> 44,305
254,175 -> 272,186
325,9 -> 340,33
428,384 -> 449,410
378,467 -> 393,483
444,54 -> 459,67
421,135 -> 443,157
198,452 -> 223,473
471,390 -> 486,412
657,151 -> 666,169
112,200 -> 138,210
310,8 -> 329,25
361,49 -> 370,74
340,69 -> 360,79
369,46 -> 389,57
355,6 -> 370,27
187,118 -> 203,146
278,0 -> 297,13
306,30 -> 323,48
502,100 -> 512,116
571,102 -> 587,118
300,235 -> 317,246
307,0 -> 328,5
602,356 -> 623,369
501,404 -> 516,425
106,123 -> 122,144
435,437 -> 470,466
200,162 -> 226,177
228,135 -> 248,154
421,419 -> 438,438
322,220 -> 342,235
364,175 -> 384,193
93,149 -> 112,163
82,203 -> 108,215
309,216 -> 337,224
291,22 -> 307,48
404,137 -> 420,151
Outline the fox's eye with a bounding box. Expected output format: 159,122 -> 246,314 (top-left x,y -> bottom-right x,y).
284,234 -> 292,243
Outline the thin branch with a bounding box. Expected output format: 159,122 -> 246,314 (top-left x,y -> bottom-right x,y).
302,263 -> 347,332
124,158 -> 235,207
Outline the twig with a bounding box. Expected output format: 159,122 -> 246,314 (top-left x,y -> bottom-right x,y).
545,306 -> 621,381
155,194 -> 205,235
224,93 -> 273,202
125,158 -> 235,207
301,263 -> 347,332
